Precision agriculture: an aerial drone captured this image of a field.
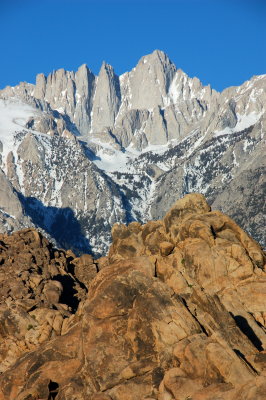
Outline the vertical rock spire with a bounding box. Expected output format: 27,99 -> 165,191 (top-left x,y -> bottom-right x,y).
75,64 -> 96,134
90,62 -> 121,132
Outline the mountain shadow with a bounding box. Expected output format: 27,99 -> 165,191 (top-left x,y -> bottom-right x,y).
17,193 -> 92,255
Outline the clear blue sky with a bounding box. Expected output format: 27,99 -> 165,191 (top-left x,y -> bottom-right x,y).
0,0 -> 265,91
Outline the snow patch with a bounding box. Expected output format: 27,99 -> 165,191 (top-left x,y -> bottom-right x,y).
214,112 -> 262,137
0,98 -> 39,164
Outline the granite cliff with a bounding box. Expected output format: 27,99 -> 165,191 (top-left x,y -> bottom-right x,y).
0,50 -> 265,255
0,194 -> 265,399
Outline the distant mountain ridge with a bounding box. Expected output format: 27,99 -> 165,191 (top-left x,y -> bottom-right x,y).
0,50 -> 219,150
0,50 -> 265,255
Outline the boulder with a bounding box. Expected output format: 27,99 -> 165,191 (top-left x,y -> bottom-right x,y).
0,194 -> 265,399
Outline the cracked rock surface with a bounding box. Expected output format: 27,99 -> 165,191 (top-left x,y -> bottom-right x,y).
0,194 -> 265,399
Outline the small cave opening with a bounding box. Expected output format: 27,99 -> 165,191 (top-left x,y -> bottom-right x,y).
48,380 -> 59,400
52,274 -> 79,312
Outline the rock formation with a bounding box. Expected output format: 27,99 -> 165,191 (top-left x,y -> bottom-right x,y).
0,50 -> 265,255
0,194 -> 265,399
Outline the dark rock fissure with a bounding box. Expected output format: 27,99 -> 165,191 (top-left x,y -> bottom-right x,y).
231,314 -> 263,351
179,295 -> 209,336
233,349 -> 258,375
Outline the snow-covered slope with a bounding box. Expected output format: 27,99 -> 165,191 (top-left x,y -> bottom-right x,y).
0,51 -> 265,255
0,99 -> 38,161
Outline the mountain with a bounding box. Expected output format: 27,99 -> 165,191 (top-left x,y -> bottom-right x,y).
0,194 -> 266,399
0,50 -> 265,255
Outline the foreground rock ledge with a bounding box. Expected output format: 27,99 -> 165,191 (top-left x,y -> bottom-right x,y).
0,193 -> 265,400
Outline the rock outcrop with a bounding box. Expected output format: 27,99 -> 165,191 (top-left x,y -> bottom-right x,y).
0,194 -> 265,400
0,228 -> 91,374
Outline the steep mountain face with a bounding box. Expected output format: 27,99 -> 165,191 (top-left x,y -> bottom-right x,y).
0,194 -> 266,399
0,50 -> 265,255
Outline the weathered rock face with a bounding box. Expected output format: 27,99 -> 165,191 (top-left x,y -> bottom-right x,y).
0,194 -> 265,400
0,51 -> 265,255
0,168 -> 23,219
91,62 -> 121,133
0,228 -> 93,374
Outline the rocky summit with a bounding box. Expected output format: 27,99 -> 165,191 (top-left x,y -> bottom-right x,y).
0,193 -> 265,400
0,50 -> 265,256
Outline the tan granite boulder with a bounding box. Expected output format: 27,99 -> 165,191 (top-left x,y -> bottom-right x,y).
0,194 -> 265,399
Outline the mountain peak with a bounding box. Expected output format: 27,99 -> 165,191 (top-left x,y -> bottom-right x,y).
138,49 -> 174,67
77,63 -> 89,72
0,50 -> 264,261
99,61 -> 115,73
